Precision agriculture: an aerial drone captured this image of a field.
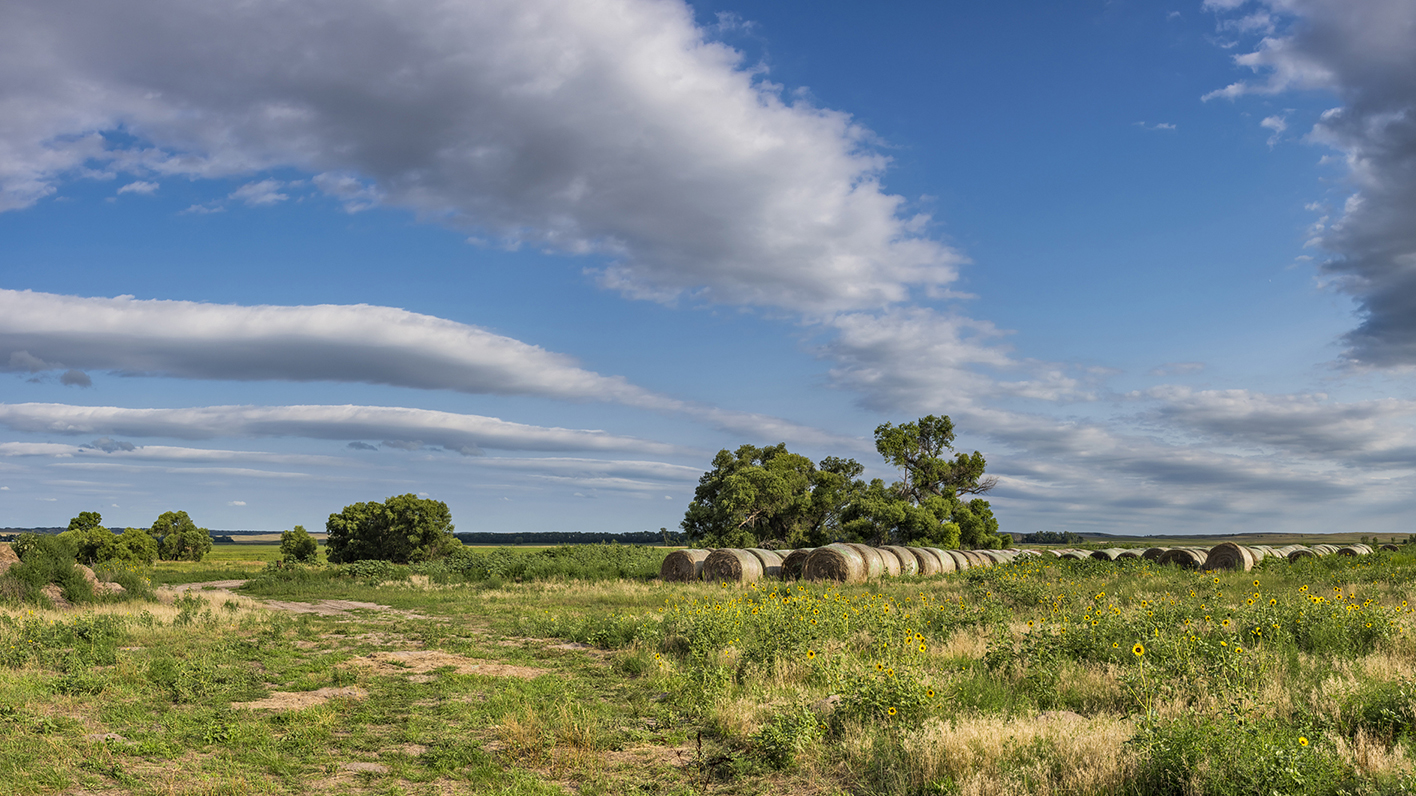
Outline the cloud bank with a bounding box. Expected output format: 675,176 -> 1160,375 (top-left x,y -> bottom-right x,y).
0,402 -> 683,456
1207,0 -> 1416,367
0,0 -> 960,313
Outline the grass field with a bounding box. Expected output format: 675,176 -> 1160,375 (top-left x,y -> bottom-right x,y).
3,543 -> 1415,794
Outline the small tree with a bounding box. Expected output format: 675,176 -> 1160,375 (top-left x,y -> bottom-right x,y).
59,511 -> 113,565
279,525 -> 319,563
325,494 -> 459,564
107,527 -> 159,566
150,511 -> 212,562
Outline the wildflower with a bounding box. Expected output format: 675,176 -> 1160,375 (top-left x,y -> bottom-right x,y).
1113,642 -> 1120,649
918,643 -> 927,653
926,689 -> 936,698
1298,736 -> 1309,747
1132,643 -> 1145,657
887,707 -> 897,716
1253,580 -> 1260,588
1270,599 -> 1277,606
806,650 -> 816,660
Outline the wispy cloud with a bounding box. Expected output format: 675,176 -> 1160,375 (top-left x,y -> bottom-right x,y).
116,180 -> 158,195
0,289 -> 852,449
0,402 -> 685,456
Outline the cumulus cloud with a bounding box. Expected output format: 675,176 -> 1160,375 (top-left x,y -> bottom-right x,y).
229,179 -> 289,206
0,402 -> 684,455
1205,0 -> 1416,367
59,369 -> 91,387
0,0 -> 961,313
822,308 -> 1098,412
83,436 -> 135,453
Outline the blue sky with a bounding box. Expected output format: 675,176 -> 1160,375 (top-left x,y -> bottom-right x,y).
2,0 -> 1415,537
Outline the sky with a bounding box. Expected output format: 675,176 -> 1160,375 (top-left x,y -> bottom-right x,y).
2,0 -> 1415,537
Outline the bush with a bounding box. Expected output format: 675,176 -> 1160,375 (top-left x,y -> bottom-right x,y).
279,525 -> 319,563
2,533 -> 93,606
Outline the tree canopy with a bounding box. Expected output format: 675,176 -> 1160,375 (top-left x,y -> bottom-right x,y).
279,525 -> 319,563
680,444 -> 862,549
681,415 -> 1009,550
325,494 -> 459,564
151,510 -> 213,562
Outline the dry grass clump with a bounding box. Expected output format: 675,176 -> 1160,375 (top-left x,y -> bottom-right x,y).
896,712 -> 1137,796
1330,729 -> 1414,779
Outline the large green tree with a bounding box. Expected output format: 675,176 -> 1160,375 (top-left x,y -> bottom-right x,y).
681,444 -> 863,548
151,510 -> 213,562
837,416 -> 1007,549
325,494 -> 459,564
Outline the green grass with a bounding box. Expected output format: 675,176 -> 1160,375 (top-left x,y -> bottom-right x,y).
4,546 -> 1416,794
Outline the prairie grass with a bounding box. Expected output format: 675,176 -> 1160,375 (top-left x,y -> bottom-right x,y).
3,545 -> 1416,794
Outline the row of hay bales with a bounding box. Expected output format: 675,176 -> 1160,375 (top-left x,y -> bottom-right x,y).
660,543 -> 1041,583
1043,541 -> 1392,571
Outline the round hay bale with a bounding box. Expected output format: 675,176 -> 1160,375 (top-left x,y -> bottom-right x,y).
803,543 -> 867,583
1013,548 -> 1042,558
1336,545 -> 1371,557
962,550 -> 991,568
845,544 -> 886,579
1380,543 -> 1400,552
940,549 -> 971,570
1141,547 -> 1169,562
1089,548 -> 1122,561
1116,549 -> 1143,559
1206,543 -> 1255,572
780,548 -> 816,580
1247,546 -> 1269,563
904,547 -> 941,576
1058,550 -> 1089,560
660,549 -> 710,581
925,548 -> 958,574
746,548 -> 784,578
881,546 -> 920,576
1287,547 -> 1317,561
703,549 -> 764,583
1158,548 -> 1207,569
874,547 -> 903,577
1312,544 -> 1339,555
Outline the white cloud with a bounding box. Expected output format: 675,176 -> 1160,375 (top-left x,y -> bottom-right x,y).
227,500 -> 246,506
0,0 -> 962,313
1205,2 -> 1416,367
1260,114 -> 1287,146
116,180 -> 159,195
229,179 -> 288,206
1134,121 -> 1177,131
0,401 -> 683,455
821,307 -> 1097,412
0,288 -> 849,448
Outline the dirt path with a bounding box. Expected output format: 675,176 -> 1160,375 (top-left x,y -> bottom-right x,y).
163,580 -> 425,617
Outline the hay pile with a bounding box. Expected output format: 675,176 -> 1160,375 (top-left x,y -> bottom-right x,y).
659,549 -> 710,582
780,548 -> 815,579
802,543 -> 868,583
1205,542 -> 1256,572
703,549 -> 764,583
746,549 -> 784,578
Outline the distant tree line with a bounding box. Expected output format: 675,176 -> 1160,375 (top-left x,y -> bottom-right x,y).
682,415 -> 1009,550
7,510 -> 214,566
453,530 -> 684,546
1020,531 -> 1085,544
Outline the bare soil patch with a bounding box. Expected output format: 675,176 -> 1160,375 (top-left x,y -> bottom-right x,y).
233,685 -> 368,711
262,598 -> 424,617
348,650 -> 547,679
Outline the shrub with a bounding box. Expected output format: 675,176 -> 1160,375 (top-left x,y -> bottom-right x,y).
279,525 -> 319,563
753,703 -> 825,769
152,511 -> 213,562
2,533 -> 93,606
